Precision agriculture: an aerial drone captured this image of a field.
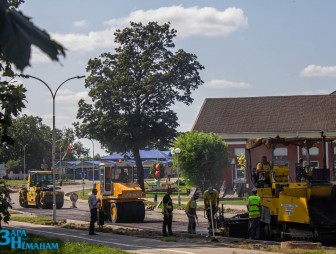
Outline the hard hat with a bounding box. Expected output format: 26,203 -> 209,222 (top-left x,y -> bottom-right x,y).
208,187 -> 214,194
252,188 -> 258,193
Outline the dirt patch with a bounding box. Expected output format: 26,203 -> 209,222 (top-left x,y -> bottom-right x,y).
59,221 -> 281,251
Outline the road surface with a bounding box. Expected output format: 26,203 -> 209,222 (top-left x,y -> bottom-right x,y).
9,181 -> 246,236
5,221 -> 278,254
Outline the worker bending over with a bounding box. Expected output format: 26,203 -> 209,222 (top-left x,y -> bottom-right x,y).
203,187 -> 219,233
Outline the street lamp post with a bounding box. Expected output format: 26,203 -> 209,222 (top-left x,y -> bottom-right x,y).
19,144 -> 28,180
20,74 -> 85,223
89,139 -> 95,184
45,139 -> 62,170
59,145 -> 62,181
80,155 -> 85,197
174,148 -> 181,206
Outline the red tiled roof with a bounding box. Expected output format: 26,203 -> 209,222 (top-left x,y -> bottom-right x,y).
192,94 -> 336,133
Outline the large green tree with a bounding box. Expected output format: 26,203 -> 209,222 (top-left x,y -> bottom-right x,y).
1,115 -> 53,171
75,21 -> 204,190
172,131 -> 229,191
0,115 -> 87,172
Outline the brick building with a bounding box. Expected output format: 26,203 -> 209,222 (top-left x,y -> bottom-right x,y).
192,93 -> 336,191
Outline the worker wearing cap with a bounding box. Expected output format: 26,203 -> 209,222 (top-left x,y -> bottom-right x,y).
185,191 -> 200,234
203,187 -> 219,232
247,188 -> 261,239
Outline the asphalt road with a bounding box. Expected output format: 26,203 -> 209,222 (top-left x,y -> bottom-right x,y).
5,221 -> 278,254
9,181 -> 246,236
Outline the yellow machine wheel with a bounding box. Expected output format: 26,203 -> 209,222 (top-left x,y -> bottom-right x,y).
110,202 -> 145,223
19,192 -> 28,208
111,203 -> 123,223
36,194 -> 47,209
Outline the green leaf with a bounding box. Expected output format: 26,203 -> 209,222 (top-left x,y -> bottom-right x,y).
0,0 -> 66,71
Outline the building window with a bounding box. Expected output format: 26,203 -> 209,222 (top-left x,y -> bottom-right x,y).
274,148 -> 288,156
302,147 -> 319,156
235,165 -> 245,179
234,148 -> 245,156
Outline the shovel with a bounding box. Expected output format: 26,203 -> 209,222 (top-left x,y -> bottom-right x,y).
209,199 -> 218,242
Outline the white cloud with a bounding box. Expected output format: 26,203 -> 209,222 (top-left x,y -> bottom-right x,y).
51,29 -> 118,52
56,89 -> 90,104
300,65 -> 336,77
23,89 -> 90,128
73,20 -> 88,28
206,79 -> 252,89
104,6 -> 248,37
30,46 -> 52,63
43,6 -> 247,54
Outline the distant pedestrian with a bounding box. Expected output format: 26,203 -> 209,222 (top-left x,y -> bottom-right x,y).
185,191 -> 200,234
162,187 -> 174,237
88,188 -> 100,235
247,188 -> 261,239
70,192 -> 78,208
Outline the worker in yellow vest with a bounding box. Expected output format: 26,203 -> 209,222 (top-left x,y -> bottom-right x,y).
247,188 -> 261,239
185,191 -> 200,234
256,156 -> 272,187
203,187 -> 219,233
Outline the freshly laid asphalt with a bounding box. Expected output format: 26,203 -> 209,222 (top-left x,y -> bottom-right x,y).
5,181 -> 275,254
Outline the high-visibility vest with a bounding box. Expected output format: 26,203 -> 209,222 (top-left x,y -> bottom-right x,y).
185,197 -> 197,216
248,195 -> 261,218
203,190 -> 219,206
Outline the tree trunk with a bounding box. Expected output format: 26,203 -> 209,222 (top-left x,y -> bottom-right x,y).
132,148 -> 145,191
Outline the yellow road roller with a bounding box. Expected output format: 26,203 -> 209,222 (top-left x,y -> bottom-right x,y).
96,162 -> 145,223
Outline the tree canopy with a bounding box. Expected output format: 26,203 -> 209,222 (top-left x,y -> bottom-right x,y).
172,131 -> 229,191
75,21 -> 204,190
0,115 -> 88,173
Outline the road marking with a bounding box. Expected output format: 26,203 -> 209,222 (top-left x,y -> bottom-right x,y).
8,225 -> 196,254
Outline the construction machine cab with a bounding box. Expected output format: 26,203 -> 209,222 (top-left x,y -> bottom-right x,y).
19,171 -> 64,209
29,172 -> 53,188
99,163 -> 133,195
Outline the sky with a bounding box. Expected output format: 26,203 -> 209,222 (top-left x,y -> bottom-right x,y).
12,0 -> 336,156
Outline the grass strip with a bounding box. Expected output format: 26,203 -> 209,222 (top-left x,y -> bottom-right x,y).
0,233 -> 129,254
